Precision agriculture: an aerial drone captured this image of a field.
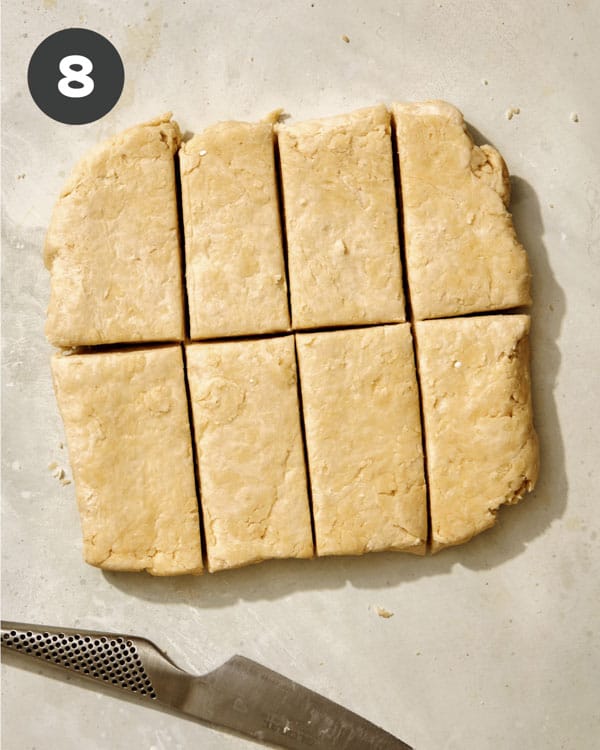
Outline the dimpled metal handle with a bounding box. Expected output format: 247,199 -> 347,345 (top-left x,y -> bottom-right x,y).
1,621 -> 191,706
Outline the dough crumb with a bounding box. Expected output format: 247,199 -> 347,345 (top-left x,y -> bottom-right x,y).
341,34 -> 350,43
262,108 -> 288,124
481,79 -> 488,86
505,106 -> 520,121
375,606 -> 394,619
570,112 -> 579,123
49,462 -> 71,484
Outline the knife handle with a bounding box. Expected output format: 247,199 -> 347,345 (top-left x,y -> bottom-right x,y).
1,621 -> 191,706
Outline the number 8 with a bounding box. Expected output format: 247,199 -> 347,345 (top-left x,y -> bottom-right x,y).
58,55 -> 94,98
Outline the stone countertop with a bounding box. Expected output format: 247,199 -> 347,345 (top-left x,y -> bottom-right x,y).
2,1 -> 599,748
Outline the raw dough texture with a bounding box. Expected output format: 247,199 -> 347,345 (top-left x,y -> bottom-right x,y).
180,120 -> 290,339
186,336 -> 313,571
278,105 -> 405,329
45,104 -> 539,571
296,324 -> 427,556
45,114 -> 185,346
414,315 -> 539,551
392,100 -> 531,320
51,346 -> 203,575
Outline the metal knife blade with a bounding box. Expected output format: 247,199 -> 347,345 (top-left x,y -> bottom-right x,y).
183,654 -> 413,749
2,622 -> 413,750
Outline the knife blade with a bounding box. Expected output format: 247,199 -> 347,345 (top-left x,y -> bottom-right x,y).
1,621 -> 413,749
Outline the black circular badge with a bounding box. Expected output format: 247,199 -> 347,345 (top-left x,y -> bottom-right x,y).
28,28 -> 124,125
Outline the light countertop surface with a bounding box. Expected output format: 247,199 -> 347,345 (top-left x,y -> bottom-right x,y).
2,1 -> 599,748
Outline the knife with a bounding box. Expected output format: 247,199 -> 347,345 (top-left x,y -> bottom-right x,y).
1,621 -> 413,749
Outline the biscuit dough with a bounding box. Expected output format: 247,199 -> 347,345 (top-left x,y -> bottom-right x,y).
44,103 -> 539,572
180,121 -> 290,339
392,100 -> 531,320
414,315 -> 539,551
278,105 -> 405,329
186,336 -> 313,572
45,114 -> 185,346
51,346 -> 203,575
296,325 -> 427,556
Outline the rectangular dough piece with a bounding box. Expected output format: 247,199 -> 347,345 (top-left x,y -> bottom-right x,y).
278,105 -> 405,329
180,120 -> 290,339
186,336 -> 313,572
51,346 -> 202,575
392,101 -> 531,320
45,114 -> 185,347
414,315 -> 539,551
295,324 -> 427,557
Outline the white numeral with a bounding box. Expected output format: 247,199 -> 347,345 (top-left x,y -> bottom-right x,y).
58,55 -> 94,98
